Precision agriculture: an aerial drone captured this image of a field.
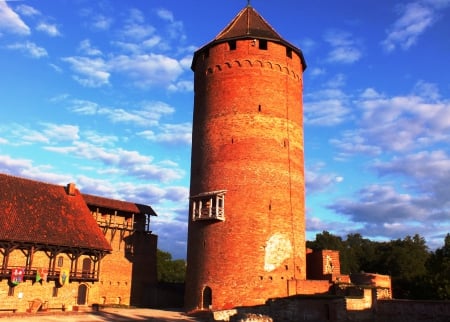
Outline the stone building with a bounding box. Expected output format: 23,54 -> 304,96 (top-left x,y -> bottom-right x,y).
0,173 -> 157,313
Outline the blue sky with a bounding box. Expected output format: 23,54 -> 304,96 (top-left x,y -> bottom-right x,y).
0,0 -> 449,259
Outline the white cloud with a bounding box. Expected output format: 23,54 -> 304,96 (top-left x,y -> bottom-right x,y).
382,1 -> 450,52
324,30 -> 362,64
138,122 -> 192,145
62,56 -> 110,87
91,14 -> 113,30
357,88 -> 450,152
41,123 -> 80,142
7,41 -> 48,58
78,39 -> 102,56
306,166 -> 342,194
0,1 -> 31,35
110,54 -> 184,88
68,99 -> 175,127
304,88 -> 351,126
36,22 -> 61,37
16,4 -> 41,17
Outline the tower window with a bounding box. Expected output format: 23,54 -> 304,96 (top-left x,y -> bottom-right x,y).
259,39 -> 268,50
286,48 -> 292,58
191,190 -> 226,221
228,40 -> 237,50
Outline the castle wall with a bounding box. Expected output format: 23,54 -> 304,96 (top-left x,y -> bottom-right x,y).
91,208 -> 157,307
306,250 -> 341,280
0,250 -> 99,312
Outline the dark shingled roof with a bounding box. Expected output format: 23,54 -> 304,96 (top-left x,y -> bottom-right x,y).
192,5 -> 306,71
82,194 -> 157,217
0,173 -> 111,251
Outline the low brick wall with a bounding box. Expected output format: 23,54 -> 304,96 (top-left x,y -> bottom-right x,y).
213,295 -> 347,322
211,295 -> 450,322
375,299 -> 450,322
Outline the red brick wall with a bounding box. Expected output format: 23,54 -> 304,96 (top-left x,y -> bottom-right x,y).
185,38 -> 306,311
307,250 -> 341,280
92,209 -> 157,307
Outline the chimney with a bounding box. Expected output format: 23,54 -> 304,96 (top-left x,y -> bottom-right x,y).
66,182 -> 76,196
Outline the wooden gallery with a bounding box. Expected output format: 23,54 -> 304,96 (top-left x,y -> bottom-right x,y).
0,173 -> 158,313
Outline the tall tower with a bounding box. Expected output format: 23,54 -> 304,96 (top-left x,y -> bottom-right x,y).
185,4 -> 307,311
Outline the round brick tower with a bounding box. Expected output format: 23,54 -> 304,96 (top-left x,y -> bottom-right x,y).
185,4 -> 307,312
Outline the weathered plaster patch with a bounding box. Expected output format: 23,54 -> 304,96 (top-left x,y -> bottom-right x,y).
264,233 -> 292,272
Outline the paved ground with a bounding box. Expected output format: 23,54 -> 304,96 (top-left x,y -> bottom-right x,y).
0,308 -> 210,322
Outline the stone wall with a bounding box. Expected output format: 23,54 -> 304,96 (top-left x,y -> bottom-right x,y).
375,299 -> 450,322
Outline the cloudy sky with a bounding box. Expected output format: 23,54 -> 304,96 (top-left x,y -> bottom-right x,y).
0,0 -> 449,259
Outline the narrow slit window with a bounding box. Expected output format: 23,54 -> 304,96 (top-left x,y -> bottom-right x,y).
259,39 -> 268,50
229,40 -> 237,50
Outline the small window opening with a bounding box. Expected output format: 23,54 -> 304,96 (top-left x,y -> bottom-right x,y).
259,39 -> 268,50
52,286 -> 58,297
229,40 -> 237,50
258,105 -> 262,112
286,47 -> 292,58
8,286 -> 15,297
57,256 -> 64,267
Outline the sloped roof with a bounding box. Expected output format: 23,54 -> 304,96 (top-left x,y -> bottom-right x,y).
192,5 -> 306,70
82,194 -> 157,217
215,5 -> 286,42
0,173 -> 111,251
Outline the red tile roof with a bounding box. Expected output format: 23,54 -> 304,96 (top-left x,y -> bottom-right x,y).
0,173 -> 111,251
82,194 -> 157,217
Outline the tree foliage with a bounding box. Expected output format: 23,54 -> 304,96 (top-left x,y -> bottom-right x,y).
156,249 -> 186,283
307,231 -> 449,300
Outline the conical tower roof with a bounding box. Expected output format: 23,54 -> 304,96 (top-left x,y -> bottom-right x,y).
192,4 -> 306,70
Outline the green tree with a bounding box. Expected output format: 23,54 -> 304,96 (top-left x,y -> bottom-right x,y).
427,234 -> 450,299
156,249 -> 186,283
344,233 -> 377,274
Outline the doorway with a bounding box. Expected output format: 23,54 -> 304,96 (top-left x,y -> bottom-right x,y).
202,286 -> 212,309
77,284 -> 88,305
